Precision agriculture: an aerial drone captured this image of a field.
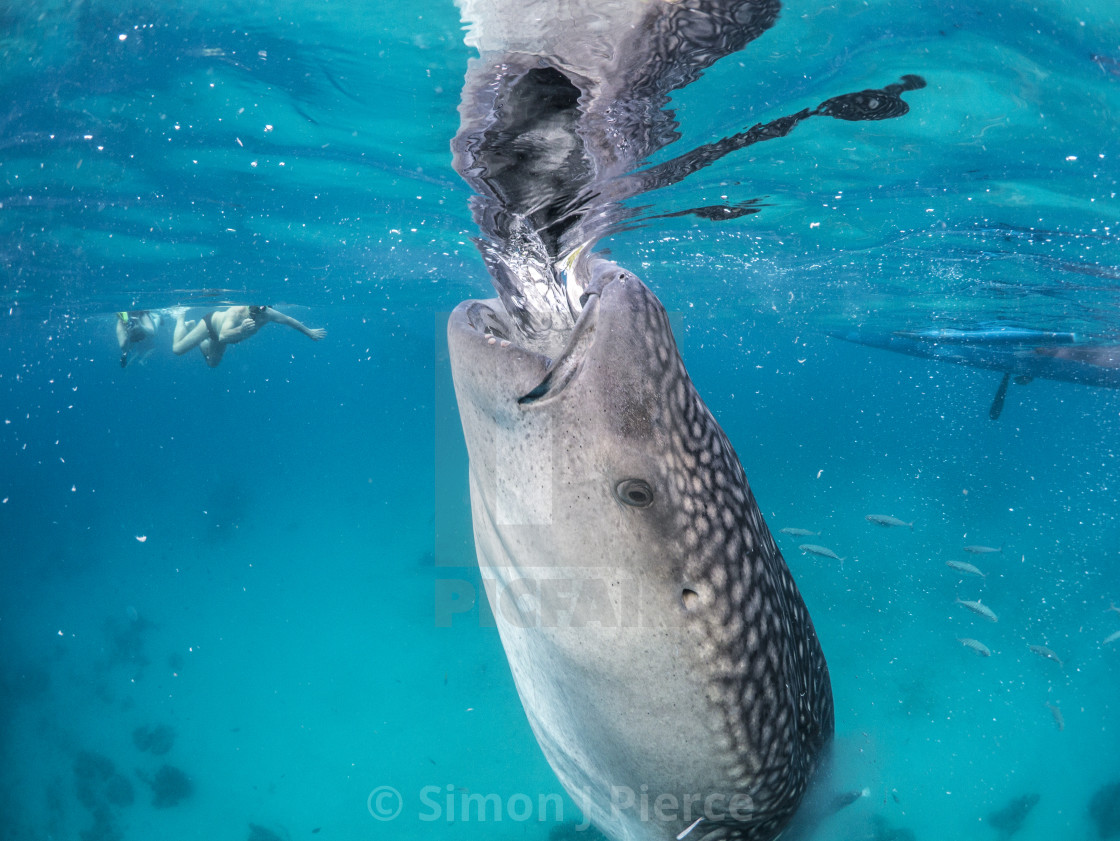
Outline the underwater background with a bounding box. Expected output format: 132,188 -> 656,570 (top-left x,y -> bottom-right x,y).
1,1 -> 1119,840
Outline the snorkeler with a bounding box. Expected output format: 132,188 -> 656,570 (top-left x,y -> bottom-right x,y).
116,310 -> 163,367
171,305 -> 326,368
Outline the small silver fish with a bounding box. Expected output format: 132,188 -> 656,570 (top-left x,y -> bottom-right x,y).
781,527 -> 820,537
799,544 -> 844,561
956,597 -> 998,622
1104,629 -> 1120,646
1107,601 -> 1120,616
1046,702 -> 1065,732
946,560 -> 986,578
963,544 -> 1002,554
958,637 -> 991,657
866,514 -> 913,529
1028,644 -> 1063,669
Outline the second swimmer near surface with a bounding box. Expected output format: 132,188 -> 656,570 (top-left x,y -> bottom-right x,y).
117,305 -> 326,368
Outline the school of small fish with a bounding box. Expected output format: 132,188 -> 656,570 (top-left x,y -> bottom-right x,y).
1027,644 -> 1064,669
945,560 -> 986,578
958,637 -> 991,657
1046,701 -> 1065,732
956,597 -> 998,623
963,544 -> 1003,554
778,515 -> 1118,733
798,543 -> 844,561
866,514 -> 914,529
1106,602 -> 1120,646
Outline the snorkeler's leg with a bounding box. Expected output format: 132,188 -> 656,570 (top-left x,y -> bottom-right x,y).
173,314 -> 191,345
199,338 -> 227,368
172,317 -> 209,355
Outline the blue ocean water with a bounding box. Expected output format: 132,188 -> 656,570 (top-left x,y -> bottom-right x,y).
2,1 -> 1119,840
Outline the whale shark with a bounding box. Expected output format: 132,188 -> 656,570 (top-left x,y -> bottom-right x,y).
833,328 -> 1120,419
449,256 -> 833,841
446,1 -> 923,839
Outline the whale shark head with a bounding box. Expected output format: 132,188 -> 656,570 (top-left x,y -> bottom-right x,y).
448,259 -> 833,841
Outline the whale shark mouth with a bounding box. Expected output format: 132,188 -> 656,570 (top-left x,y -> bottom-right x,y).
458,288 -> 601,410
456,252 -> 618,407
517,288 -> 600,405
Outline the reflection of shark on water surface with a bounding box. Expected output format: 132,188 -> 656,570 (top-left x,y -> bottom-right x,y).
834,327 -> 1120,419
452,0 -> 924,352
445,2 -> 924,839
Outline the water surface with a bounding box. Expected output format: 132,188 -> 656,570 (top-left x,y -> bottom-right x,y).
2,1 -> 1119,840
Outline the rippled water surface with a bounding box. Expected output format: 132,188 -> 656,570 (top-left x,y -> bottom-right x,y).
2,1 -> 1119,840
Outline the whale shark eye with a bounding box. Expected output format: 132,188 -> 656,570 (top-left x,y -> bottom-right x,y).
615,479 -> 654,508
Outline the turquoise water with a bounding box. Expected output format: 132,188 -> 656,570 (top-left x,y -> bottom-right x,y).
2,1 -> 1119,840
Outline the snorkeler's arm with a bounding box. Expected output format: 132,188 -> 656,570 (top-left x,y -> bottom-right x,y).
263,308 -> 327,340
216,308 -> 259,343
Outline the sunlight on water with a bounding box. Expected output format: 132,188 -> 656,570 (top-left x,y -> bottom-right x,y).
1,1 -> 1118,840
